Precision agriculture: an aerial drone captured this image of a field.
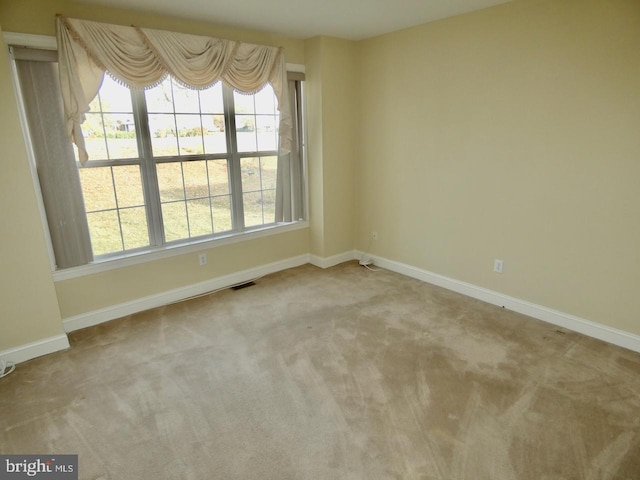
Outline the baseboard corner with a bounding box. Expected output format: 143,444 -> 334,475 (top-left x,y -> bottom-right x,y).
309,251 -> 358,269
0,334 -> 70,365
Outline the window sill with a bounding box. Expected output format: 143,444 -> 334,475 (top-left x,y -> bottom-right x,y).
53,221 -> 309,282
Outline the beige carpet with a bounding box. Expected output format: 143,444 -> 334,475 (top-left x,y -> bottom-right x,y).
1,262 -> 639,479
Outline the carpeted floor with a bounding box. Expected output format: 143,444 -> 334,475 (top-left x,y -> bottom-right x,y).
1,262 -> 639,479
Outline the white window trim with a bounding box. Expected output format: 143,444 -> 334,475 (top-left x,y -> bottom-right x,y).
5,32 -> 308,282
3,32 -> 57,50
52,220 -> 308,281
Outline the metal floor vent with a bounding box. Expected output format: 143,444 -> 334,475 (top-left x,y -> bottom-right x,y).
231,281 -> 256,291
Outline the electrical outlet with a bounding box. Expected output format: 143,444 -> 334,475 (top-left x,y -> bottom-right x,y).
199,253 -> 207,266
493,259 -> 504,274
371,231 -> 378,241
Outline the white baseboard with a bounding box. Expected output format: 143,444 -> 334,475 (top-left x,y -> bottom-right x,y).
0,334 -> 70,365
309,250 -> 357,269
13,249 -> 636,367
63,254 -> 311,332
64,250 -> 361,333
357,251 -> 640,354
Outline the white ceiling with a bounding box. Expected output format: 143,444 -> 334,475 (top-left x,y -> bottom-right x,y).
78,0 -> 512,40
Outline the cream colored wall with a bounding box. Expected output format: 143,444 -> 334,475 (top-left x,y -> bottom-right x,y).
304,36 -> 357,258
304,38 -> 326,257
320,37 -> 357,256
56,229 -> 309,318
0,25 -> 65,350
0,1 -> 309,333
357,0 -> 640,334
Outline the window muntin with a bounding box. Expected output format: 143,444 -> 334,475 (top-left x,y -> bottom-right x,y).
241,156 -> 277,227
234,88 -> 279,153
156,159 -> 233,241
83,78 -> 138,161
77,75 -> 287,258
79,164 -> 149,255
145,77 -> 229,158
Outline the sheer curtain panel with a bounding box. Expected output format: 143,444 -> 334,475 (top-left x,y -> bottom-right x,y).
14,49 -> 93,268
276,79 -> 305,222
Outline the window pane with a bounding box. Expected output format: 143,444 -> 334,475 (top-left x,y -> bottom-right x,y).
187,198 -> 213,237
233,91 -> 255,114
157,163 -> 185,202
149,114 -> 179,157
233,86 -> 278,154
262,189 -> 276,223
176,114 -> 204,156
103,114 -> 138,159
159,159 -> 236,240
145,77 -> 174,113
200,83 -> 224,113
256,115 -> 277,151
162,202 -> 189,242
243,191 -> 263,227
241,157 -> 261,192
241,156 -> 277,228
212,196 -> 232,233
236,115 -> 257,152
100,76 -> 134,112
120,207 -> 149,250
261,156 -> 278,190
87,210 -> 122,255
80,165 -> 149,255
80,167 -> 116,211
112,165 -> 145,208
82,76 -> 138,161
172,81 -> 200,113
254,86 -> 277,114
208,160 -> 230,196
82,113 -> 108,161
182,161 -> 209,199
202,115 -> 226,154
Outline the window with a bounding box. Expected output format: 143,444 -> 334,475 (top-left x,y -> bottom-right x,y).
78,75 -> 287,257
14,50 -> 305,268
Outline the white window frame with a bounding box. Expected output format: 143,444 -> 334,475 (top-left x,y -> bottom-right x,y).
5,32 -> 308,282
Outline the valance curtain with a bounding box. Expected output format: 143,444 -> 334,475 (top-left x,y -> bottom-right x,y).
56,15 -> 292,164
